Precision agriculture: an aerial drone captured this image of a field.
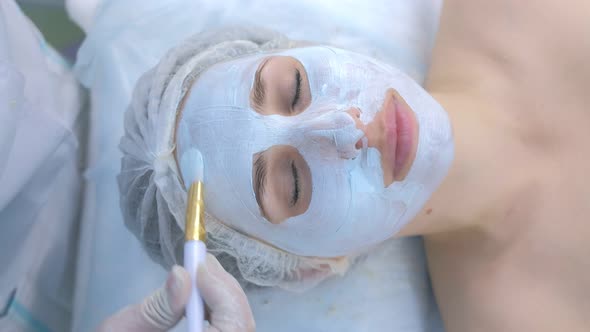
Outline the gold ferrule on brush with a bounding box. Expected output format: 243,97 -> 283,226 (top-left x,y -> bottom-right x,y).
185,181 -> 206,242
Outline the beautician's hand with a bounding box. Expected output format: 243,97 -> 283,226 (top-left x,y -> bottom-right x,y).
97,253 -> 255,332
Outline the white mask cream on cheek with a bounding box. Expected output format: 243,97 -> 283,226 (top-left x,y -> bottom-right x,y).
176,46 -> 454,257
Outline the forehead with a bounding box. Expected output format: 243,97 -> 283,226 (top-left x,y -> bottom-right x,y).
198,46 -> 377,81
202,46 -> 347,74
187,46 -> 383,109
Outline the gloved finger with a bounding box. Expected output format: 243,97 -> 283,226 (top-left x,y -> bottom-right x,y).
97,265 -> 191,332
197,253 -> 255,332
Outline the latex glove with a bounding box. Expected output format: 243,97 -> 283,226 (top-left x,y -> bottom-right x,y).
98,253 -> 255,332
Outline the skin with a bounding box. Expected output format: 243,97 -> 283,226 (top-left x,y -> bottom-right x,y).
252,145 -> 312,224
178,2 -> 589,328
250,56 -> 419,223
397,0 -> 590,331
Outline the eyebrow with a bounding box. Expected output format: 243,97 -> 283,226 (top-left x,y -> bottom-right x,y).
252,57 -> 271,108
253,152 -> 268,217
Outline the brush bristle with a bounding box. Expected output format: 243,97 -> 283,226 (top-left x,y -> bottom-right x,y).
180,148 -> 204,185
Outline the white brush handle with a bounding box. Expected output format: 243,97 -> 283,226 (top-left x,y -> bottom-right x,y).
184,240 -> 206,332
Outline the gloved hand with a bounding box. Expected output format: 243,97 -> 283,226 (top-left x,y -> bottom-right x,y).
98,253 -> 255,332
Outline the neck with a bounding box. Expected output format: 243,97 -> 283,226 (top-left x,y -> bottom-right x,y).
398,78 -> 533,237
396,0 -> 552,237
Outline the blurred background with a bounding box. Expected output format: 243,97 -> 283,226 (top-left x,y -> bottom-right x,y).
17,0 -> 83,62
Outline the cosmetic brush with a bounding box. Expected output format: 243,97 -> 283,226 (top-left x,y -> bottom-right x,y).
180,148 -> 207,332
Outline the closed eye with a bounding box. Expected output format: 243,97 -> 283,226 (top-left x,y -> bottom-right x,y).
290,160 -> 299,207
291,69 -> 302,111
250,56 -> 310,116
251,145 -> 312,224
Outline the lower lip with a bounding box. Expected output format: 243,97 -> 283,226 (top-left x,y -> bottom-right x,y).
394,100 -> 417,178
384,96 -> 417,180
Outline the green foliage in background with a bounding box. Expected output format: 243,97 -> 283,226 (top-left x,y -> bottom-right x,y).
19,3 -> 84,52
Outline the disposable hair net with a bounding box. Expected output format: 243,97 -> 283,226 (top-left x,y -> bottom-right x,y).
118,27 -> 352,291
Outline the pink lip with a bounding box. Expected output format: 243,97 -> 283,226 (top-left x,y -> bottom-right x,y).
383,94 -> 417,181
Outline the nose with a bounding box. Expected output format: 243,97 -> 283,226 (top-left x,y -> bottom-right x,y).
347,89 -> 398,152
346,106 -> 379,151
303,108 -> 364,159
346,107 -> 365,150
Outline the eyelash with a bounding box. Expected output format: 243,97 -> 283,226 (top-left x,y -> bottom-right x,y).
290,160 -> 299,207
291,69 -> 302,111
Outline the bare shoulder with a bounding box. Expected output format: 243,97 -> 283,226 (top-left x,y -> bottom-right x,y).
427,0 -> 590,93
424,159 -> 590,331
423,2 -> 590,330
422,80 -> 590,331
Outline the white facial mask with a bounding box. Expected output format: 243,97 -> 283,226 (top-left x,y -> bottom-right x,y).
176,47 -> 453,257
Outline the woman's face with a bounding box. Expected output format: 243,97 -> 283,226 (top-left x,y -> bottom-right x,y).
176,46 -> 453,257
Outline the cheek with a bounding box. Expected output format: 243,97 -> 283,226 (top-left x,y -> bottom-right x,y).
310,68 -> 374,108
